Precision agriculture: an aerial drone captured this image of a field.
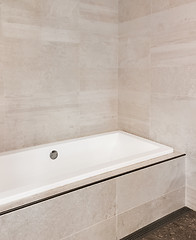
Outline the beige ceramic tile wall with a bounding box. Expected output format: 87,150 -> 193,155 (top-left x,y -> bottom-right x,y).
0,0 -> 118,152
119,0 -> 196,211
118,0 -> 151,138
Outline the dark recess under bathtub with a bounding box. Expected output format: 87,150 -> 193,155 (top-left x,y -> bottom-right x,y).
121,207 -> 196,240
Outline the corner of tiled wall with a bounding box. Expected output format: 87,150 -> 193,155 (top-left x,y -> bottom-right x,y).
118,0 -> 196,211
118,0 -> 151,139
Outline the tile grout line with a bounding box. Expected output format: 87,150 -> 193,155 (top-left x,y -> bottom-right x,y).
59,215 -> 116,240
117,185 -> 185,217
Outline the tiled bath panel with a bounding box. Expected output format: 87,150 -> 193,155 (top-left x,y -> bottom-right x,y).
0,157 -> 185,240
0,180 -> 117,240
116,157 -> 185,239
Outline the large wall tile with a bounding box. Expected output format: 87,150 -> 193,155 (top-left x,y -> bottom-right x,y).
150,94 -> 196,152
119,90 -> 150,122
80,115 -> 118,137
151,3 -> 196,36
151,2 -> 196,67
79,0 -> 118,36
119,37 -> 150,68
40,0 -> 79,30
150,119 -> 186,152
1,0 -> 79,38
118,73 -> 151,137
1,0 -> 42,27
4,95 -> 80,150
79,90 -> 118,136
41,28 -> 80,44
0,180 -> 116,240
152,0 -> 196,13
2,39 -> 79,98
119,15 -> 151,38
80,68 -> 117,91
119,0 -> 151,22
79,90 -> 117,117
119,68 -> 151,92
151,67 -> 196,96
150,94 -> 188,151
80,33 -> 118,69
151,94 -> 187,128
4,110 -> 80,151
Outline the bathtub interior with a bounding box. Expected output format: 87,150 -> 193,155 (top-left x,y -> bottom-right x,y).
0,131 -> 173,205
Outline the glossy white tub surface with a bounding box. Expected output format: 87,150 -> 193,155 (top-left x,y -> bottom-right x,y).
0,131 -> 175,211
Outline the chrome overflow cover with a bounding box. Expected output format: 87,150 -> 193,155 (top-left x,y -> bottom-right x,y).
50,150 -> 58,160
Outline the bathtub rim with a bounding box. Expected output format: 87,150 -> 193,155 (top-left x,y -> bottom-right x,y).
0,130 -> 171,157
0,151 -> 185,216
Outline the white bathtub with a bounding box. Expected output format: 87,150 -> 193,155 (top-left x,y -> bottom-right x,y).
0,131 -> 174,212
